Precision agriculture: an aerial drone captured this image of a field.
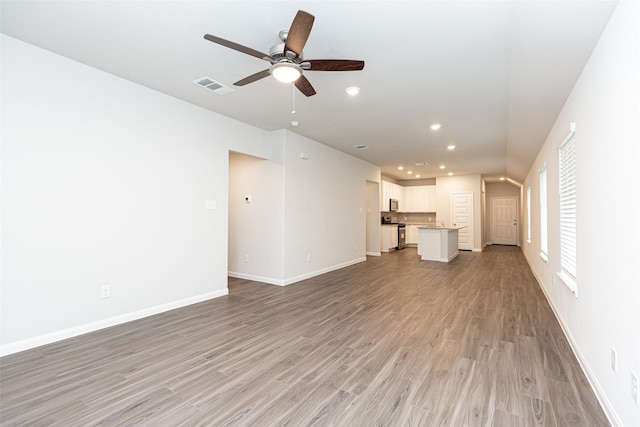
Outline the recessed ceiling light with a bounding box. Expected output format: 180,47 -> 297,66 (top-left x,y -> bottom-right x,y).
415,174 -> 421,178
345,86 -> 360,96
430,123 -> 442,131
290,120 -> 300,127
439,165 -> 446,170
447,145 -> 456,150
398,166 -> 404,170
407,171 -> 413,175
448,172 -> 453,176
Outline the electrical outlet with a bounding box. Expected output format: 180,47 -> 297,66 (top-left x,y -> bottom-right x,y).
101,285 -> 111,299
632,371 -> 639,405
611,348 -> 617,373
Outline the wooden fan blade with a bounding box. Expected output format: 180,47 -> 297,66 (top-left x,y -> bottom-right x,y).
294,75 -> 316,97
284,10 -> 315,57
305,59 -> 365,71
204,34 -> 270,61
234,69 -> 271,86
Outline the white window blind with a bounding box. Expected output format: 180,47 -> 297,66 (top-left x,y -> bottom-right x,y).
526,185 -> 531,243
559,130 -> 576,279
539,165 -> 548,260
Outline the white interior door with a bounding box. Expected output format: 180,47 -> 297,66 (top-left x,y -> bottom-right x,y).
491,197 -> 518,246
491,197 -> 518,245
451,192 -> 473,250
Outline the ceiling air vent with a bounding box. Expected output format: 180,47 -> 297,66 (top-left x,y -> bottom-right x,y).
354,144 -> 369,150
193,77 -> 234,95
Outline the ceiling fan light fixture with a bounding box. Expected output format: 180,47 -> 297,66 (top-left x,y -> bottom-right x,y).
270,62 -> 302,83
345,86 -> 360,96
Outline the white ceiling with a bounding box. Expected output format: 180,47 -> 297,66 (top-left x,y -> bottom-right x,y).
0,0 -> 617,183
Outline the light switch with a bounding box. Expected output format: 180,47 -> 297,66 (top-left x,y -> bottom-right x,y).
204,200 -> 217,210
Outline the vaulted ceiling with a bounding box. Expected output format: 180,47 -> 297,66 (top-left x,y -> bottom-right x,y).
0,1 -> 617,183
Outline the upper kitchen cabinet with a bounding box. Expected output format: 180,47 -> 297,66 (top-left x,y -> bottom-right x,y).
381,181 -> 405,211
404,185 -> 436,212
425,185 -> 436,212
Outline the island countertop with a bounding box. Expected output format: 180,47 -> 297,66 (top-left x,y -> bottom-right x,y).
417,226 -> 466,231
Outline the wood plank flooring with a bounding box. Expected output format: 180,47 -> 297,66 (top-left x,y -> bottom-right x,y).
0,246 -> 610,426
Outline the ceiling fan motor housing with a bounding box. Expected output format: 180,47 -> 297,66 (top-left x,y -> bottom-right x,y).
269,42 -> 302,61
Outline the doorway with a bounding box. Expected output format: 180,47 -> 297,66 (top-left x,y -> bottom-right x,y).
451,192 -> 474,250
490,196 -> 518,245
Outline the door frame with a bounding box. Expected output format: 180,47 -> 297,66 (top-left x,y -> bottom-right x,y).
451,191 -> 474,251
489,196 -> 519,246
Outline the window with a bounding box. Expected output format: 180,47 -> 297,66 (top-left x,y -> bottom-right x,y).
558,127 -> 577,294
539,164 -> 548,261
526,185 -> 531,243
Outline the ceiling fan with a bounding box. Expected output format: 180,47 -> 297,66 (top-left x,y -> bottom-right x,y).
204,10 -> 365,97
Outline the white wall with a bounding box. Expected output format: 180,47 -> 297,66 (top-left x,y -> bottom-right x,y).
228,146 -> 285,284
282,131 -> 380,283
521,2 -> 640,425
366,181 -> 381,256
0,35 -> 267,354
435,174 -> 483,252
228,131 -> 380,285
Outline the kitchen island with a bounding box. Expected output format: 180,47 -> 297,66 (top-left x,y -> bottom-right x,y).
417,226 -> 466,262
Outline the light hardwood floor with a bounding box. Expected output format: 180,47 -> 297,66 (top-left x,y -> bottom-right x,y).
0,246 -> 609,426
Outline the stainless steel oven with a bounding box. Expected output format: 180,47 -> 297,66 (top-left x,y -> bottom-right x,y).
397,223 -> 406,249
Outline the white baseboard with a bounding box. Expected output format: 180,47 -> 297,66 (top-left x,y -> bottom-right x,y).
229,257 -> 367,287
284,257 -> 366,285
366,251 -> 381,257
0,289 -> 228,357
228,271 -> 285,286
522,251 -> 621,427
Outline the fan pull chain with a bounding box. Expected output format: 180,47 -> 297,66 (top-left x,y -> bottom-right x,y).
292,84 -> 296,115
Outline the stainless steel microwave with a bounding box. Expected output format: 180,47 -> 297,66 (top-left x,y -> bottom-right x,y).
389,199 -> 399,211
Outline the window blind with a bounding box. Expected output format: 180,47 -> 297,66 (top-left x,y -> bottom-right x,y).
526,185 -> 531,243
559,131 -> 576,279
539,165 -> 548,258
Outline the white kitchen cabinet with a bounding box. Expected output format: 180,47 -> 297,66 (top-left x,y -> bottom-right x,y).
381,181 -> 404,211
404,186 -> 425,212
425,185 -> 436,212
380,225 -> 398,252
407,225 -> 420,245
417,227 -> 461,262
403,187 -> 414,212
402,185 -> 436,212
